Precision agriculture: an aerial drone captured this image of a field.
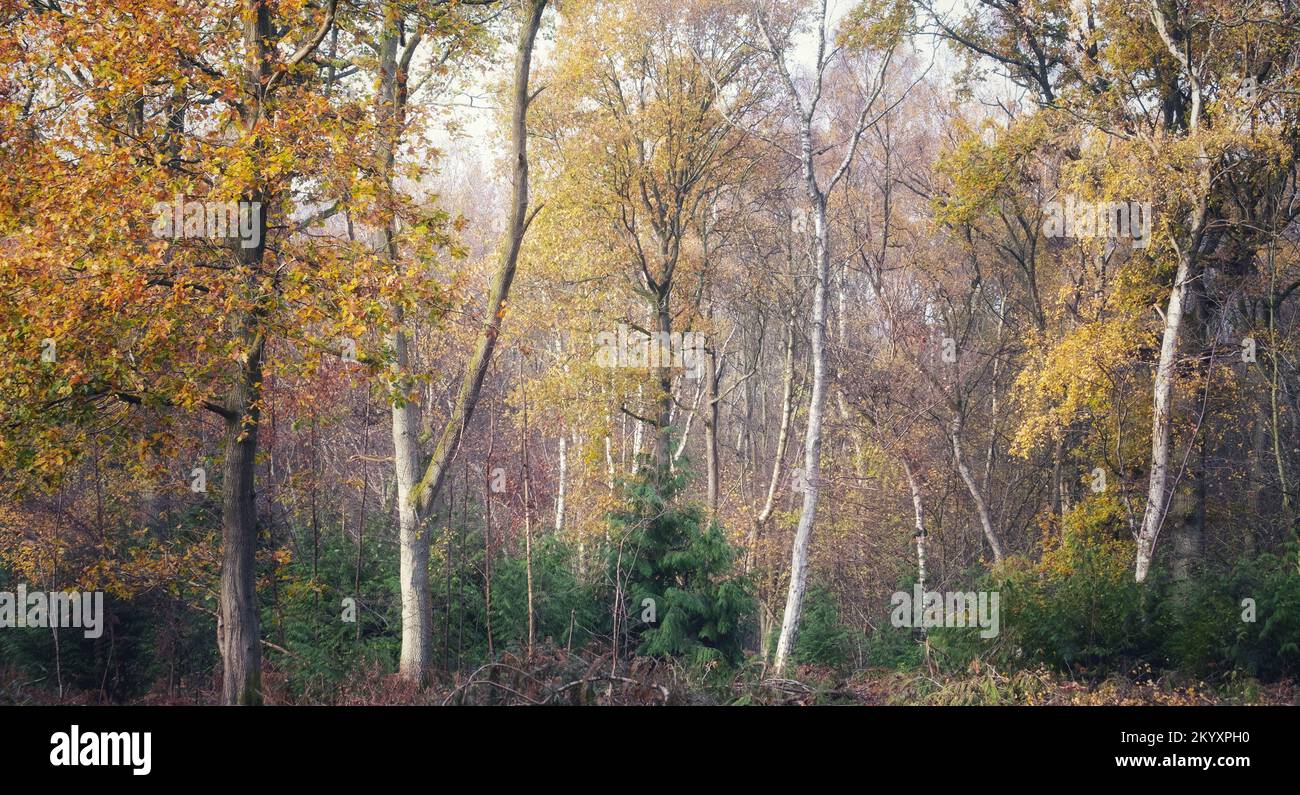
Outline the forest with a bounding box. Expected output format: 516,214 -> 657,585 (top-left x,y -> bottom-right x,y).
1,0 -> 1299,707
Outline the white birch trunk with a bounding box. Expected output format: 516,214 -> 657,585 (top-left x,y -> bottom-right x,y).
901,459 -> 926,590
1137,0 -> 1209,583
773,193 -> 829,675
1135,255 -> 1190,581
554,432 -> 567,531
391,318 -> 432,681
951,411 -> 1005,564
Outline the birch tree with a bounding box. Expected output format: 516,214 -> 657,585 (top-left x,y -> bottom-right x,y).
756,0 -> 906,675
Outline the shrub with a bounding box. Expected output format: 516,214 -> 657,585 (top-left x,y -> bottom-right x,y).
488,534 -> 603,654
1170,541 -> 1300,680
606,464 -> 754,667
988,496 -> 1169,673
792,584 -> 860,671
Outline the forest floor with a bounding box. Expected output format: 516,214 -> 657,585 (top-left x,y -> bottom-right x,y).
7,652 -> 1296,706
835,666 -> 1299,706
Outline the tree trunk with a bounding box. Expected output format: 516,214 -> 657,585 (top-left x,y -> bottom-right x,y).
411,0 -> 548,517
760,2 -> 886,675
704,342 -> 720,517
902,458 -> 927,590
1137,0 -> 1209,583
773,193 -> 829,675
653,293 -> 675,468
1135,255 -> 1191,582
216,0 -> 279,705
951,411 -> 1005,564
555,432 -> 567,531
1172,431 -> 1207,585
604,432 -> 616,492
219,331 -> 264,706
746,312 -> 795,574
214,0 -> 338,704
372,0 -> 434,685
391,313 -> 432,681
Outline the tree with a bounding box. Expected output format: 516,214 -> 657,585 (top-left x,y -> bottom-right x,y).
0,0 -> 361,705
606,465 -> 753,666
756,0 -> 908,675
